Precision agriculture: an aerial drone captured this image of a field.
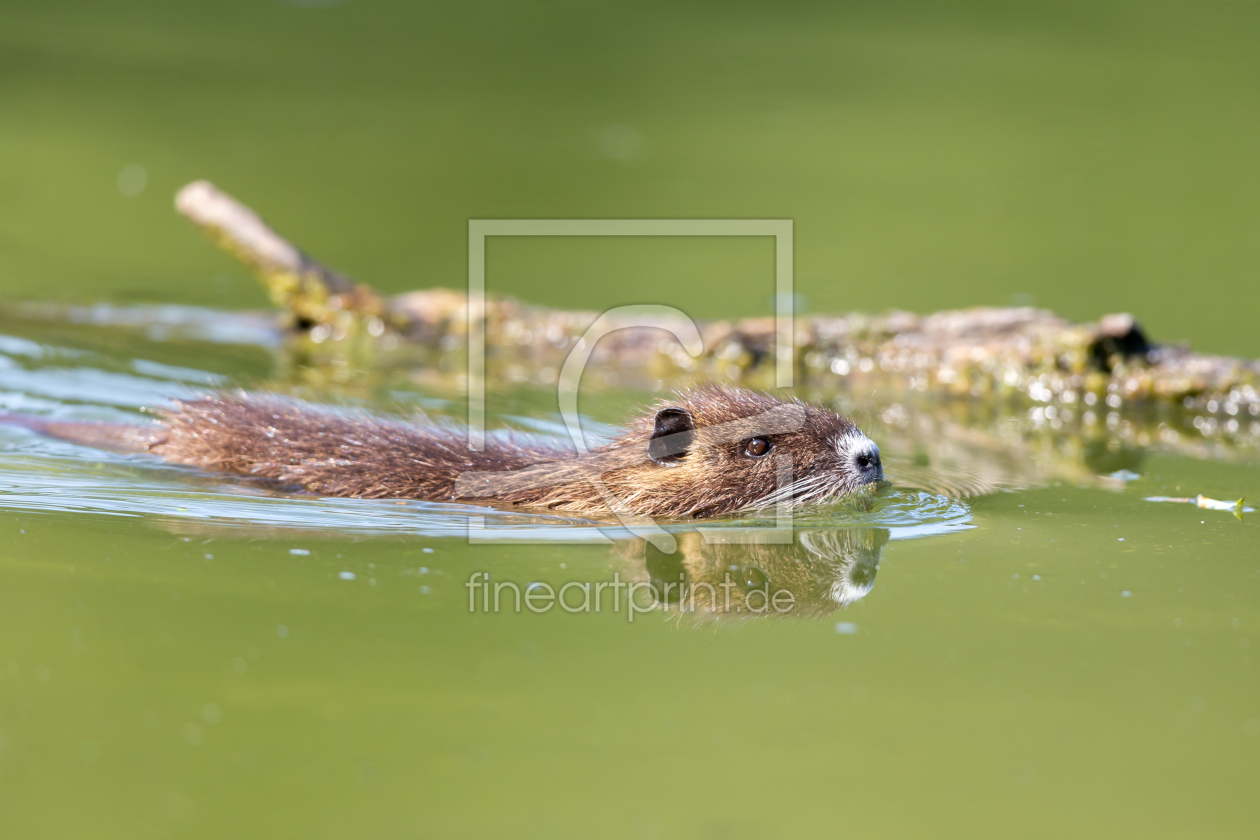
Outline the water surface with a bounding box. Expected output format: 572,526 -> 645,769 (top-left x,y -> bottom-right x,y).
1,314 -> 1257,839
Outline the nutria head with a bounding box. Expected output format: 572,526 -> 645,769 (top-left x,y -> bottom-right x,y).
600,385 -> 884,518
453,385 -> 882,518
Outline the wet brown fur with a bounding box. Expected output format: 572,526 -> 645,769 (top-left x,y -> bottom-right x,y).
5,385 -> 881,519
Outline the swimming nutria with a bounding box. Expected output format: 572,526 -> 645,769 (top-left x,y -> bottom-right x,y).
0,385 -> 883,518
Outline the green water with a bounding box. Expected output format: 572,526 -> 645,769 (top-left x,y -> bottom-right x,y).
3,1 -> 1260,837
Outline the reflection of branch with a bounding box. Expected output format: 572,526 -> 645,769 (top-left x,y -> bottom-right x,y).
176,181 -> 1260,419
864,395 -> 1253,498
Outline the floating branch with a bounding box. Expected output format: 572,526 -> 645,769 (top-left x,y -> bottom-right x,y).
176,181 -> 1260,421
176,181 -> 387,336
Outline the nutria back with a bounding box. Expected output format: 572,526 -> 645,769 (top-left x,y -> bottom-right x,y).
151,396 -> 570,500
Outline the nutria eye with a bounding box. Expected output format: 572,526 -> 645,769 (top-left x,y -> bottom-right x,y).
856,454 -> 871,469
742,566 -> 768,590
744,438 -> 772,458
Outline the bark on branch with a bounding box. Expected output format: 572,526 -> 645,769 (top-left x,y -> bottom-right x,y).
176,181 -> 387,332
176,181 -> 1260,418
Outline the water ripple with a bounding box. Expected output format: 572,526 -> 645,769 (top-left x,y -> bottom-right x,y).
0,329 -> 970,543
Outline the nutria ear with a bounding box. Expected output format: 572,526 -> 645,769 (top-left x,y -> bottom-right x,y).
648,407 -> 695,465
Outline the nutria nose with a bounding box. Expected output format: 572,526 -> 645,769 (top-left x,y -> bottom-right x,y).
854,443 -> 883,482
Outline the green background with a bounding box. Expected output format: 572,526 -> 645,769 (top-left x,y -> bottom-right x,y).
2,0 -> 1258,355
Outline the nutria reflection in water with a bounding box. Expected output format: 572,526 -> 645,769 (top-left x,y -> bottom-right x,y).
617,527 -> 889,620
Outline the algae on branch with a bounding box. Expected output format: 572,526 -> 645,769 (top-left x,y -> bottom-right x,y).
174,181 -> 1260,426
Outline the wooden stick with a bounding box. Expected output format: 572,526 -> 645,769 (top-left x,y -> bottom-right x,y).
176,181 -> 386,334
173,181 -> 1260,417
